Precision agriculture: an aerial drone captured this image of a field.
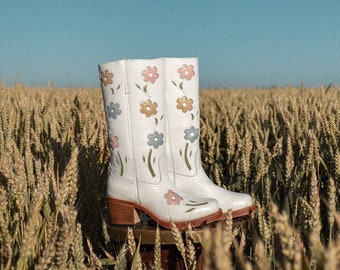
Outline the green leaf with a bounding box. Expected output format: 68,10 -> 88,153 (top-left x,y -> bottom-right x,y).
185,202 -> 208,206
184,142 -> 192,170
114,243 -> 127,270
117,151 -> 124,176
143,85 -> 148,93
148,149 -> 155,177
172,81 -> 177,86
117,84 -> 120,90
130,239 -> 142,270
179,82 -> 183,89
111,88 -> 115,95
135,84 -> 141,89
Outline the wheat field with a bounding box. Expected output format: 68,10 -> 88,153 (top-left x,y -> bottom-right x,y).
0,83 -> 339,269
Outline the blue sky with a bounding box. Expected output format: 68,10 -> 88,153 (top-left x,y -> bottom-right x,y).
1,1 -> 340,88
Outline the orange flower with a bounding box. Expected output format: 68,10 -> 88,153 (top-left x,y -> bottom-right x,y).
177,64 -> 195,80
142,66 -> 159,83
164,190 -> 183,205
140,100 -> 158,117
176,96 -> 193,113
100,70 -> 113,86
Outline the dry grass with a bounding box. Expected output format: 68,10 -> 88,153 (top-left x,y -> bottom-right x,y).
0,83 -> 339,269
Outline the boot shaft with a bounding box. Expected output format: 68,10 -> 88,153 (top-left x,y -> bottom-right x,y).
99,59 -> 167,184
164,58 -> 256,217
165,58 -> 201,177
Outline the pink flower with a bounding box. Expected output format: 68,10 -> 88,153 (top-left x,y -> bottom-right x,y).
109,135 -> 119,149
178,64 -> 195,80
164,190 -> 183,205
142,66 -> 159,83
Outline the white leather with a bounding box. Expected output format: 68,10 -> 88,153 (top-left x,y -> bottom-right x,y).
99,58 -> 220,222
164,57 -> 254,213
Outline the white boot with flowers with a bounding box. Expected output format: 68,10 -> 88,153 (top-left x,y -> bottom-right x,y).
164,57 -> 256,219
99,58 -> 223,229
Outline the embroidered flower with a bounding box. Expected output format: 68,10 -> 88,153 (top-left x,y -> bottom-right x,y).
176,96 -> 193,113
147,131 -> 164,149
178,64 -> 195,80
140,100 -> 158,117
142,66 -> 159,83
164,189 -> 183,205
106,102 -> 121,119
109,135 -> 119,149
184,126 -> 199,143
100,70 -> 113,86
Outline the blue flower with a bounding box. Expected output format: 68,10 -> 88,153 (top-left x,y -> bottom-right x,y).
106,102 -> 121,119
148,131 -> 164,149
184,126 -> 199,143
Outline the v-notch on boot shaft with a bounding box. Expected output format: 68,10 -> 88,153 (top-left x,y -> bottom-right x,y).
99,58 -> 222,230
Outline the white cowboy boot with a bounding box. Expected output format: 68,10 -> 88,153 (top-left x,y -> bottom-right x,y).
164,57 -> 256,218
98,58 -> 222,230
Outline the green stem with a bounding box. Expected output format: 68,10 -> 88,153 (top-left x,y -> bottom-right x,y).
117,151 -> 124,176
185,202 -> 208,207
184,143 -> 191,170
148,149 -> 155,177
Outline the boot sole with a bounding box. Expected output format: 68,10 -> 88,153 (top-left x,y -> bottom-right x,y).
226,203 -> 257,219
107,197 -> 223,230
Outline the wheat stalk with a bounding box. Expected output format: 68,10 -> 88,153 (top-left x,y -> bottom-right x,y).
153,225 -> 162,270
170,221 -> 188,270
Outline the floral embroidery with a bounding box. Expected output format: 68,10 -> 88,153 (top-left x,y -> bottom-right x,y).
176,96 -> 193,113
109,135 -> 119,149
180,126 -> 200,170
140,100 -> 158,117
142,66 -> 159,83
184,126 -> 199,143
145,131 -> 164,177
148,131 -> 164,149
164,190 -> 183,205
106,102 -> 121,119
100,70 -> 113,86
108,134 -> 125,176
178,64 -> 195,81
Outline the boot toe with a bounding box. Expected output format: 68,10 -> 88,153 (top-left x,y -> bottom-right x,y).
232,193 -> 254,210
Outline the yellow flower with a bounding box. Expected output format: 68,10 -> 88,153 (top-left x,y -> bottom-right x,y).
140,100 -> 158,117
100,70 -> 113,86
176,96 -> 193,113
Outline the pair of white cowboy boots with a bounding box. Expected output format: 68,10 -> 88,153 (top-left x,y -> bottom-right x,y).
99,58 -> 255,230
